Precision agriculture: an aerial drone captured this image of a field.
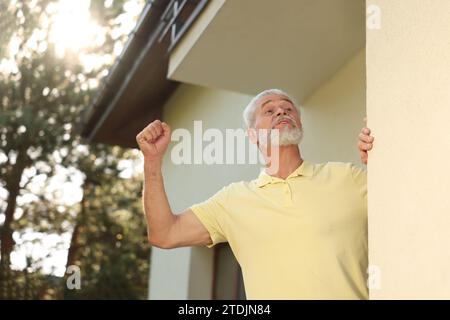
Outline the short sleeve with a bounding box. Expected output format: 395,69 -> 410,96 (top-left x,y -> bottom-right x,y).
190,186 -> 229,248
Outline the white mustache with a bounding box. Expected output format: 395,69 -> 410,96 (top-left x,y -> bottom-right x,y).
273,116 -> 296,128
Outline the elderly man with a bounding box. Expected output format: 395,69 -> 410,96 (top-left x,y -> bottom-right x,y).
136,89 -> 374,300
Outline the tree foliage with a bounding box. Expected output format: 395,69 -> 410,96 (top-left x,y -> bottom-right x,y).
0,0 -> 149,299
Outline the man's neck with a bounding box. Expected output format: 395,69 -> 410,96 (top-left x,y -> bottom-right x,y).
265,145 -> 303,180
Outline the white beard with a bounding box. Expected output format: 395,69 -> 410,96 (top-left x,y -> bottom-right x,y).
258,127 -> 304,147
278,127 -> 303,146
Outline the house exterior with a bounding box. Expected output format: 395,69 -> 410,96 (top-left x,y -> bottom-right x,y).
366,0 -> 450,299
80,0 -> 450,299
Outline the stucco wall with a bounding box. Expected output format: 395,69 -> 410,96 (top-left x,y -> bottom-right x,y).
367,0 -> 450,299
149,84 -> 254,299
301,49 -> 366,165
150,49 -> 367,299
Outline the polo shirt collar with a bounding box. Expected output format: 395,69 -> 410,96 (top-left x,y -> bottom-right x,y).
255,160 -> 314,188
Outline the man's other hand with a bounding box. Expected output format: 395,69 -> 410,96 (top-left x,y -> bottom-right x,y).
358,118 -> 374,165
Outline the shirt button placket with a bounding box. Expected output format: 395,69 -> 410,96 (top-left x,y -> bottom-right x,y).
283,182 -> 292,206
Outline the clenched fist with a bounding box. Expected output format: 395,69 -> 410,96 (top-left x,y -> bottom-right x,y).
136,120 -> 171,162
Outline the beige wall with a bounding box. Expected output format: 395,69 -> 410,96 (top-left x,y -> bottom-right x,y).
152,47 -> 367,300
301,50 -> 366,165
150,52 -> 365,299
367,0 -> 450,299
149,84 -> 254,299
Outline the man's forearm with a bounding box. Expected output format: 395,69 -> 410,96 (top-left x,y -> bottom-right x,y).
143,161 -> 175,244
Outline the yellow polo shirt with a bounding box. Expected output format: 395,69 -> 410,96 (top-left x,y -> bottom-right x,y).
190,160 -> 368,300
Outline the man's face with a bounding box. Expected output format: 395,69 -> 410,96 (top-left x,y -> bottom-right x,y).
253,94 -> 302,131
248,94 -> 303,148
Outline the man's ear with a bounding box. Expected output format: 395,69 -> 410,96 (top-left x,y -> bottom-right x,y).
247,128 -> 258,145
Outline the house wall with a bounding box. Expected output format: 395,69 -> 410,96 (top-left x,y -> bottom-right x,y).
150,36 -> 366,298
367,0 -> 450,299
301,49 -> 366,165
148,84 -> 254,299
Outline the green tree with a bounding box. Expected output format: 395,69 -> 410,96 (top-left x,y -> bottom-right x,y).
63,144 -> 150,300
0,0 -> 149,299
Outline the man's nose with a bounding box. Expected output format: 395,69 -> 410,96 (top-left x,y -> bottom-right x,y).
275,107 -> 287,116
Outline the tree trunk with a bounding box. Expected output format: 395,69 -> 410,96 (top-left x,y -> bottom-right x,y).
65,222 -> 82,269
1,150 -> 28,261
1,185 -> 19,260
65,185 -> 88,269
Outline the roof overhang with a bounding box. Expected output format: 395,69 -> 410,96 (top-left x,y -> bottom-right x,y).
168,0 -> 366,102
80,0 -> 209,148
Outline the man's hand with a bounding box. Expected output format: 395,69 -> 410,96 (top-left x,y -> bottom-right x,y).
136,120 -> 171,163
358,118 -> 374,165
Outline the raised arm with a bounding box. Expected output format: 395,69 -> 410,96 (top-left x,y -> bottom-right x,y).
136,120 -> 212,249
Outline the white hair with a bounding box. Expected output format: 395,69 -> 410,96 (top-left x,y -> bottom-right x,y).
242,88 -> 301,128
